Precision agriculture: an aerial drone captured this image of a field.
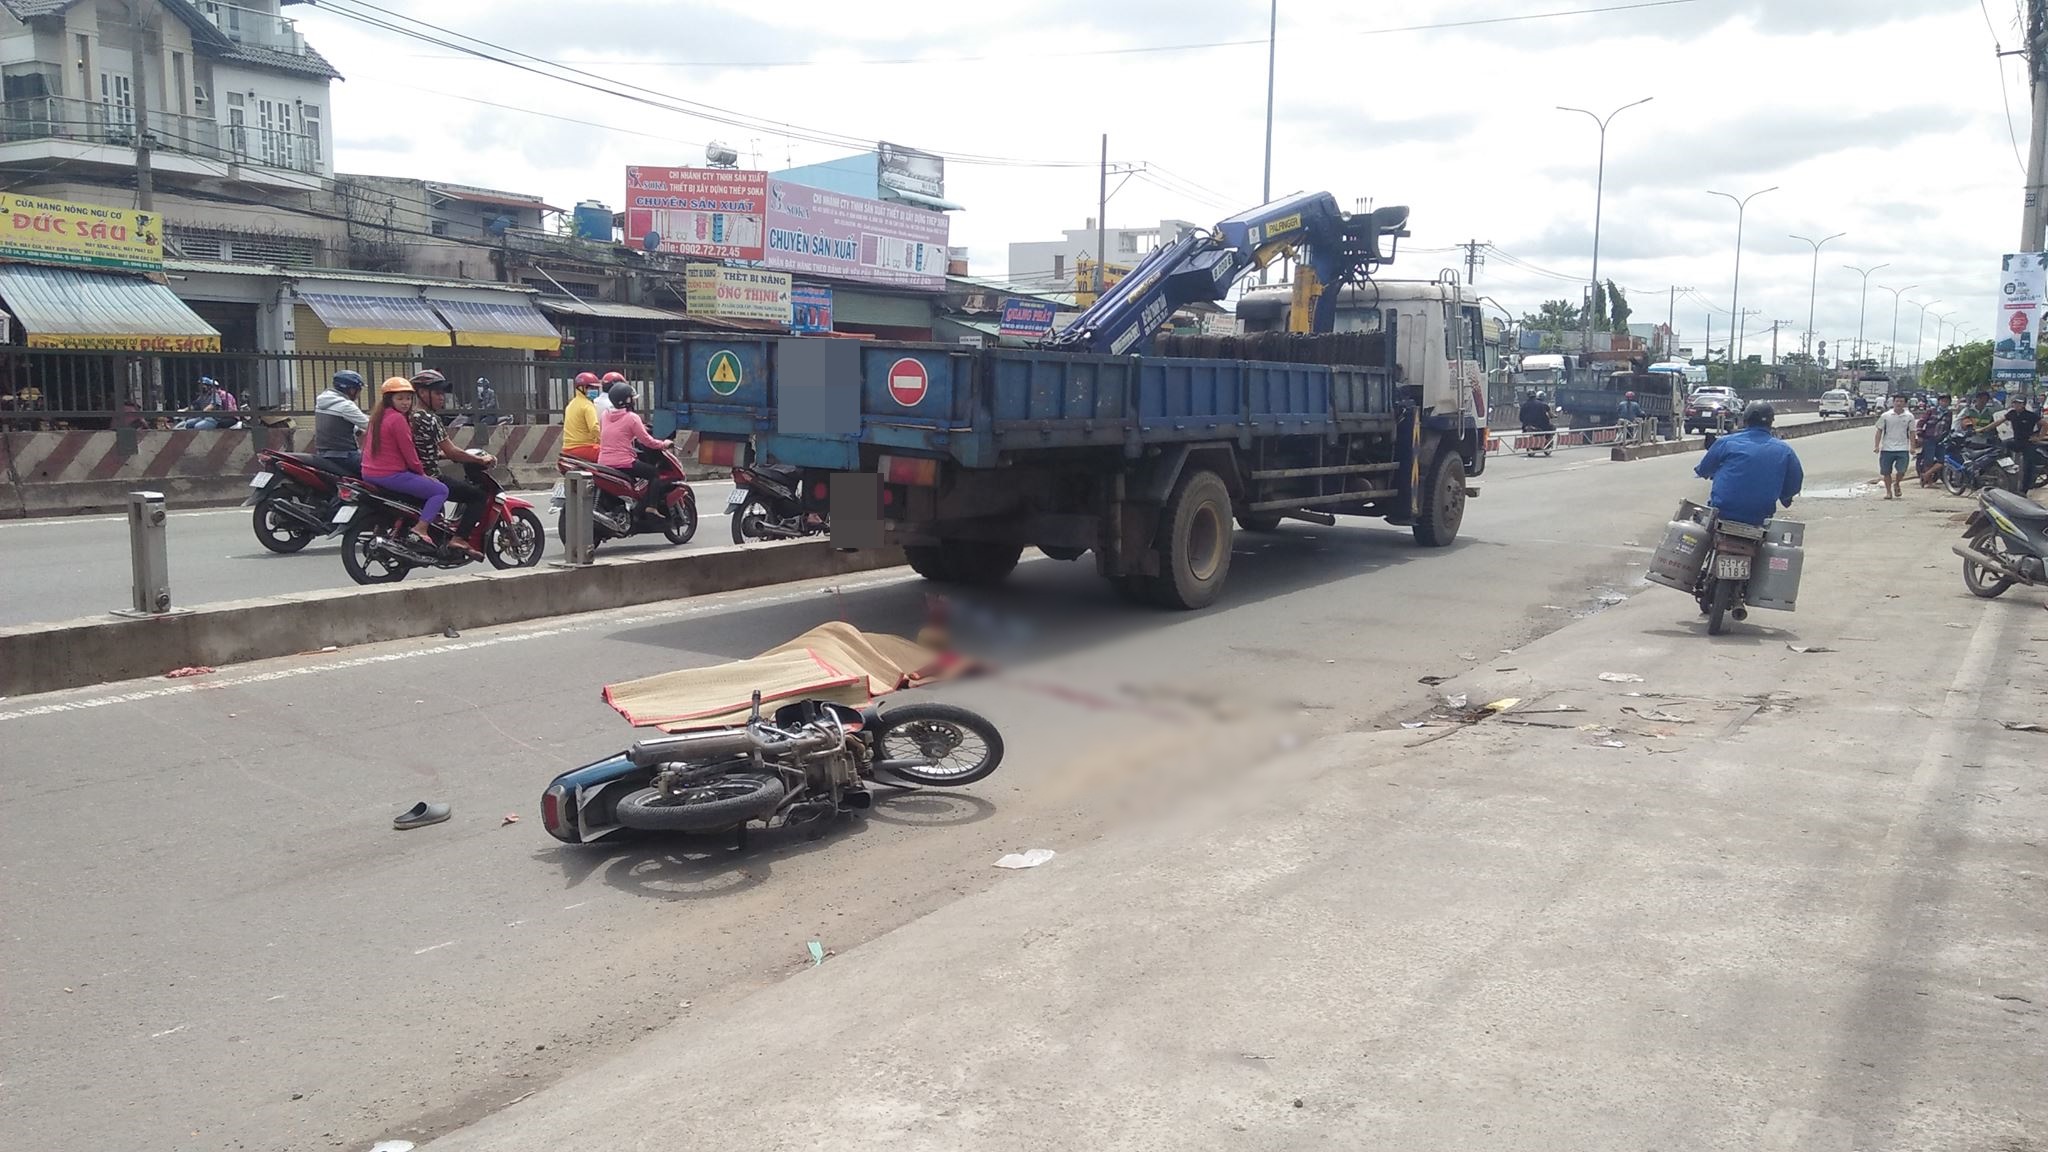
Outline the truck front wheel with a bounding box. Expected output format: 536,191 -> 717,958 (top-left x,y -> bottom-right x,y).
1412,449 -> 1466,548
905,540 -> 1023,587
1155,469 -> 1233,609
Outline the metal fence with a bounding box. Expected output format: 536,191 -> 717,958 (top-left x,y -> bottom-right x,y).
0,348 -> 657,429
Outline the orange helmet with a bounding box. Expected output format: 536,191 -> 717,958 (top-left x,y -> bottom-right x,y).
380,377 -> 415,396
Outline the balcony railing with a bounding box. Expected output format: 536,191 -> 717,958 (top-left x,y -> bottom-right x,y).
199,1 -> 309,56
0,97 -> 322,175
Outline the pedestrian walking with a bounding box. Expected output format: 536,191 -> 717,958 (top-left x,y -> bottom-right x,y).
1874,393 -> 1915,500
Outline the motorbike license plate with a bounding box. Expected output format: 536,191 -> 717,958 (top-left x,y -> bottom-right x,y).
726,489 -> 749,510
331,504 -> 356,526
248,471 -> 273,488
1714,555 -> 1751,581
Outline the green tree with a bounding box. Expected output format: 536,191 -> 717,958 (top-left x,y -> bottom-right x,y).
1605,280 -> 1631,334
1922,340 -> 1995,397
1522,299 -> 1582,332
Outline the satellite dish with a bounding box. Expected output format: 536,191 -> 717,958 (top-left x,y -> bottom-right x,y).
642,231 -> 662,253
705,141 -> 740,168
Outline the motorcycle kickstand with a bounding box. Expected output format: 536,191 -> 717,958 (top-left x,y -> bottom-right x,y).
728,824 -> 750,853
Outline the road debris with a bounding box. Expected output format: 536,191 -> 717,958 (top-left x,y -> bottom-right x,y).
1457,651 -> 1477,660
1399,721 -> 1429,729
442,627 -> 461,639
163,666 -> 214,679
1440,692 -> 1469,710
393,802 -> 451,831
2001,722 -> 2045,734
369,1142 -> 415,1152
1621,706 -> 1694,724
1482,698 -> 1521,714
1787,644 -> 1835,653
1598,740 -> 1628,749
500,813 -> 520,826
1945,622 -> 1968,629
806,941 -> 829,966
1418,675 -> 1451,686
996,849 -> 1057,869
1599,672 -> 1645,683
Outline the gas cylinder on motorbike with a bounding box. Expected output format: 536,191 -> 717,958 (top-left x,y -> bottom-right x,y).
1645,500 -> 1714,591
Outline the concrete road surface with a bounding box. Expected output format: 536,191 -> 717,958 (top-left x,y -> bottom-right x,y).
10,422 -> 1984,1152
0,479 -> 737,627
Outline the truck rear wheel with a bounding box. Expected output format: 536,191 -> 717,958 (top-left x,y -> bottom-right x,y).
904,540 -> 1022,587
1412,449 -> 1466,548
1155,469 -> 1233,609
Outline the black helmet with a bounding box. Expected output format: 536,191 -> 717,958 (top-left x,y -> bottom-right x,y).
331,370 -> 364,393
607,381 -> 635,409
410,369 -> 450,391
1743,401 -> 1776,428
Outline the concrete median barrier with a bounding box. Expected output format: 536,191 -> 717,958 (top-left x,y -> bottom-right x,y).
1609,415 -> 1873,461
0,538 -> 907,697
0,426 -> 720,518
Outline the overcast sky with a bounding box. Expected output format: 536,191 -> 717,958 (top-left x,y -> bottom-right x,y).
301,0 -> 2014,366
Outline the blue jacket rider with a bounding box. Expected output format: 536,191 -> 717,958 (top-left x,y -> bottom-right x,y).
1694,402 -> 1803,525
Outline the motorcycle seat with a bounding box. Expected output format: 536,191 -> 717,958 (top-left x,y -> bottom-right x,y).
1985,487 -> 2048,523
564,459 -> 639,484
292,453 -> 359,478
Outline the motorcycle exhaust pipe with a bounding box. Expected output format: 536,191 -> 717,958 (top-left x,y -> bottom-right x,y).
628,727 -> 758,767
1952,542 -> 2034,584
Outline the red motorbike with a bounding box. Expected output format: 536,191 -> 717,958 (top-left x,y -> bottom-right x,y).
550,442 -> 698,552
332,463 -> 546,584
243,448 -> 355,553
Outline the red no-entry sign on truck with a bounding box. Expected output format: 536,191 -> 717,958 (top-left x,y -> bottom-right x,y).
887,357 -> 929,407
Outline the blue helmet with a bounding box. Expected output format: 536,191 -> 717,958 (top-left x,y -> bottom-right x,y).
197,375 -> 218,388
332,370 -> 365,393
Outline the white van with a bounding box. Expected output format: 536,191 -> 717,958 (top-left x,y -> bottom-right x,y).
1817,389 -> 1853,418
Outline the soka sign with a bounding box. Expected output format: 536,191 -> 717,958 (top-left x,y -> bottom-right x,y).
685,264 -> 793,325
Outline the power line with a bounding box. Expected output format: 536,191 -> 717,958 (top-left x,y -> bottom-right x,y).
1981,0 -> 2030,173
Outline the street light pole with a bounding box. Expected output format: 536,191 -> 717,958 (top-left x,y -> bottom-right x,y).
1790,231 -> 1845,358
1560,96 -> 1653,353
1843,263 -> 1889,366
1910,298 -> 1941,376
1879,283 -> 1917,375
1707,185 -> 1777,376
1258,0 -> 1276,285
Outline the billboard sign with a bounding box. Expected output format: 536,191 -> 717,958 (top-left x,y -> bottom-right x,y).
878,142 -> 945,200
0,193 -> 162,271
763,179 -> 950,290
791,284 -> 833,334
685,264 -> 793,324
998,297 -> 1057,338
624,166 -> 767,261
1994,252 -> 2045,381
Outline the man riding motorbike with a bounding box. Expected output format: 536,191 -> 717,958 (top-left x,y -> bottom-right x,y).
563,371 -> 603,463
1695,402 -> 1803,527
1616,390 -> 1646,444
1519,390 -> 1556,453
313,370 -> 369,472
409,369 -> 497,553
598,381 -> 674,510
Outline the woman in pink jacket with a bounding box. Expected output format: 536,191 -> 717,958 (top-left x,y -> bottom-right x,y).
597,381 -> 674,506
360,377 -> 446,550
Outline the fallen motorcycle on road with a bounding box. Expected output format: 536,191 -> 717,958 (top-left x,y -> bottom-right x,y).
541,691 -> 1002,846
1954,486 -> 2048,599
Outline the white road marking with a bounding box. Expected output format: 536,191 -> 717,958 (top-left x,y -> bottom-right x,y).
413,941 -> 457,955
150,1024 -> 189,1039
0,569 -> 920,723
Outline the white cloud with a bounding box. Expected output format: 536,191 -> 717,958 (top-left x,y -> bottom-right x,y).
299,0 -> 2019,361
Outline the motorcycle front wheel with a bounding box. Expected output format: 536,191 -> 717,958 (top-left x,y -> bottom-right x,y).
1706,577 -> 1734,635
662,499 -> 698,546
488,507 -> 546,569
613,772 -> 786,833
873,703 -> 1005,786
340,520 -> 409,585
1963,529 -> 2017,599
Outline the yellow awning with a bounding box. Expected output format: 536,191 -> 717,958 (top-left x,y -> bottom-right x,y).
0,263 -> 221,351
427,295 -> 562,352
297,292 -> 453,346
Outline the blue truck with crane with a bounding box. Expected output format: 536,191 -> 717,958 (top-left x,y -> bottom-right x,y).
668,191 -> 1488,608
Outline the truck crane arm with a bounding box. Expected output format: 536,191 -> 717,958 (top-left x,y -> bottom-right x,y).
1044,192 -> 1410,356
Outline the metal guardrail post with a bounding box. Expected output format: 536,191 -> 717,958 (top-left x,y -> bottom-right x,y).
115,490 -> 178,617
560,470 -> 595,567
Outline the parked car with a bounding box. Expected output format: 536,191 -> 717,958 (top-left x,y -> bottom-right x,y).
1817,389 -> 1854,418
1685,387 -> 1744,434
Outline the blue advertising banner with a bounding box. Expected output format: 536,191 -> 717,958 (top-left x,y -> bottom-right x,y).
998,297 -> 1057,338
792,284 -> 833,334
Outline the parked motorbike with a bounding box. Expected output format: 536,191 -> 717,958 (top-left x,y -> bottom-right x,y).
541,691 -> 1003,846
549,443 -> 698,552
243,450 -> 355,553
332,463 -> 545,583
1940,433 -> 2022,497
728,461 -> 826,545
1645,499 -> 1804,636
1953,486 -> 2048,599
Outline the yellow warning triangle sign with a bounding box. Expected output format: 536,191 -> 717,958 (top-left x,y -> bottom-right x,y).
710,354 -> 739,385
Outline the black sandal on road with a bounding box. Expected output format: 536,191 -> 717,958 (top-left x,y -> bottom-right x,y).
394,802 -> 451,830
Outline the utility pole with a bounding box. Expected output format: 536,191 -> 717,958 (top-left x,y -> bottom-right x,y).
1791,231 -> 1845,358
1769,319 -> 1779,366
2022,0 -> 2047,249
1462,239 -> 1488,284
1258,0 -> 1276,283
1666,285 -> 1692,360
124,0 -> 154,210
1095,133 -> 1108,296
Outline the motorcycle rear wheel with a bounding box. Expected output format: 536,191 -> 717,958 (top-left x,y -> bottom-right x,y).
1706,577 -> 1733,635
1943,462 -> 1968,496
340,521 -> 409,584
613,773 -> 786,833
253,495 -> 316,554
873,703 -> 1005,786
1963,529 -> 2017,599
731,497 -> 766,545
